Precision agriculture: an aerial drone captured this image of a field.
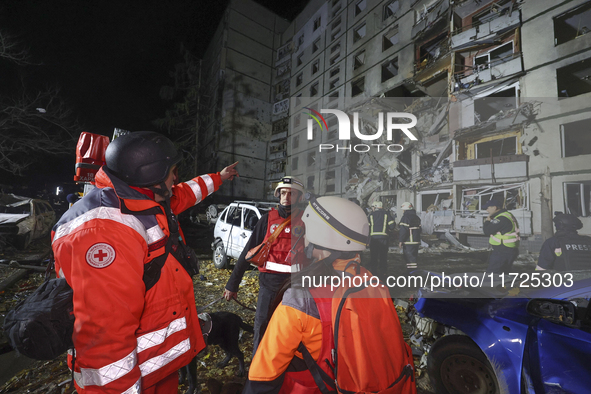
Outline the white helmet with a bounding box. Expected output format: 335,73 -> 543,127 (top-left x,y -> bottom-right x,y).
371,201 -> 383,209
274,176 -> 305,198
400,202 -> 414,210
302,196 -> 369,252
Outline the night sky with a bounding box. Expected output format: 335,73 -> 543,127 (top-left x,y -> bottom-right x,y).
0,0 -> 306,192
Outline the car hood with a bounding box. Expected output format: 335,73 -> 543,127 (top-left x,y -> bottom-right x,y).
0,214 -> 28,225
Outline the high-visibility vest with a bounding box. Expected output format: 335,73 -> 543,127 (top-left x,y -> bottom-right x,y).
489,211 -> 520,248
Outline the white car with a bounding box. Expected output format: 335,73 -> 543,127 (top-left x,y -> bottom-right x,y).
0,194 -> 56,250
211,201 -> 275,269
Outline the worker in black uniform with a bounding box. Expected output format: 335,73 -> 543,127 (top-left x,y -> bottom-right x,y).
536,213 -> 591,271
398,202 -> 421,270
368,201 -> 396,280
482,199 -> 520,273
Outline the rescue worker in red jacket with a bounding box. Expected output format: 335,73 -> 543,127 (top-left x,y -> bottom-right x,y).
245,196 -> 416,394
51,131 -> 238,394
223,176 -> 306,356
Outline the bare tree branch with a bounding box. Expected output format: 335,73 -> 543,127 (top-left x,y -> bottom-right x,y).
0,30 -> 34,65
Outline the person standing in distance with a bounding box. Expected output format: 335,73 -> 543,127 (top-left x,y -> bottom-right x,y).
368,201 -> 396,280
223,176 -> 306,356
51,131 -> 238,394
398,202 -> 422,270
536,213 -> 591,271
482,199 -> 520,274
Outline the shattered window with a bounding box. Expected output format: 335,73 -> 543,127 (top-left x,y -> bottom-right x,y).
554,2 -> 591,46
382,27 -> 399,51
312,60 -> 320,75
313,38 -> 320,53
561,118 -> 591,157
296,73 -> 303,87
310,82 -> 319,96
308,151 -> 316,167
460,183 -> 528,213
354,50 -> 366,70
351,76 -> 365,96
381,58 -> 399,82
314,17 -> 321,31
353,23 -> 366,43
564,182 -> 591,217
383,0 -> 399,21
329,78 -> 340,90
420,192 -> 452,212
475,136 -> 517,159
557,58 -> 591,98
355,0 -> 367,16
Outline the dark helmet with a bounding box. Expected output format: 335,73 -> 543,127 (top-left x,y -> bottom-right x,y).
553,213 -> 583,231
105,131 -> 182,187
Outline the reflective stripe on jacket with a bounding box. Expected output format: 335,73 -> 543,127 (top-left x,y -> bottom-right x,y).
369,210 -> 395,237
488,211 -> 520,248
52,167 -> 220,393
258,209 -> 305,274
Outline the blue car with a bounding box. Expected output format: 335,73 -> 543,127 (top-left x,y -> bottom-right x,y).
412,271 -> 591,394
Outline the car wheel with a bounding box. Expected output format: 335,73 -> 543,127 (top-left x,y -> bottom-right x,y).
213,242 -> 228,269
428,335 -> 500,394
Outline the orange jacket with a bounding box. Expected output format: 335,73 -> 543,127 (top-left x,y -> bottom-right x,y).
51,167 -> 221,393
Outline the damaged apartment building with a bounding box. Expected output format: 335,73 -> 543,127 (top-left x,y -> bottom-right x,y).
198,0 -> 591,249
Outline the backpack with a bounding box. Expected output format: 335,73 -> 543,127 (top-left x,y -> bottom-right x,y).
3,277 -> 74,360
304,262 -> 417,394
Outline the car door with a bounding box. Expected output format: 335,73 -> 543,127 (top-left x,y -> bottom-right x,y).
528,298 -> 591,393
227,206 -> 243,259
239,207 -> 259,254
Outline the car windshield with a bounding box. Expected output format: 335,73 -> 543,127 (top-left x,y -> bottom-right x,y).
0,205 -> 31,214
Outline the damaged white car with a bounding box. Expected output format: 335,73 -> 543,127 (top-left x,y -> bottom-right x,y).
0,194 -> 56,250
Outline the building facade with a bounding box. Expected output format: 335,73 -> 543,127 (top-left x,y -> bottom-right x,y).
200,0 -> 591,248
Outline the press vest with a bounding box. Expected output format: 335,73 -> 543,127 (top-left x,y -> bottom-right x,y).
258,209 -> 305,274
555,233 -> 591,271
51,167 -> 218,393
488,211 -> 520,248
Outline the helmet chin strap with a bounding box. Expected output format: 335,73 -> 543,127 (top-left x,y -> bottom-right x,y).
149,182 -> 171,199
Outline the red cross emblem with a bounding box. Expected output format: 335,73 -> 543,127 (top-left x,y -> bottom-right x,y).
86,243 -> 116,268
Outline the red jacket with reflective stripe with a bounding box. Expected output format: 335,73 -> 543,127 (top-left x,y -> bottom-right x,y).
51,167 -> 221,393
258,209 -> 305,274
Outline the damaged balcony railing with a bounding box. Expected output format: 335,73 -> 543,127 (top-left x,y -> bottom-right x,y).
409,160 -> 453,190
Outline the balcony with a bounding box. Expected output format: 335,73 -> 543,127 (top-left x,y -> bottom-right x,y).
453,154 -> 528,181
451,11 -> 520,50
458,53 -> 522,86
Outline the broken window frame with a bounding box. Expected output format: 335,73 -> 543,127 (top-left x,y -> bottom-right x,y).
560,118 -> 591,158
312,59 -> 320,75
564,181 -> 591,217
355,0 -> 367,16
473,41 -> 514,70
310,82 -> 319,96
382,26 -> 400,51
313,16 -> 321,31
312,38 -> 321,53
383,0 -> 400,21
353,50 -> 366,70
417,189 -> 452,212
459,182 -> 529,214
553,1 -> 591,46
381,57 -> 399,82
475,136 -> 518,159
460,130 -> 522,161
351,76 -> 365,96
353,23 -> 367,43
556,57 -> 591,98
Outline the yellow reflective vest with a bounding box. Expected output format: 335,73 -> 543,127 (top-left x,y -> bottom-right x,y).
488,211 -> 520,248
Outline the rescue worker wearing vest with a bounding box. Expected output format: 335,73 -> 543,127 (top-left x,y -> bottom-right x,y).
51,131 -> 239,394
398,202 -> 422,270
536,213 -> 591,271
223,176 -> 306,356
368,200 -> 396,280
244,196 -> 416,394
482,199 -> 520,274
